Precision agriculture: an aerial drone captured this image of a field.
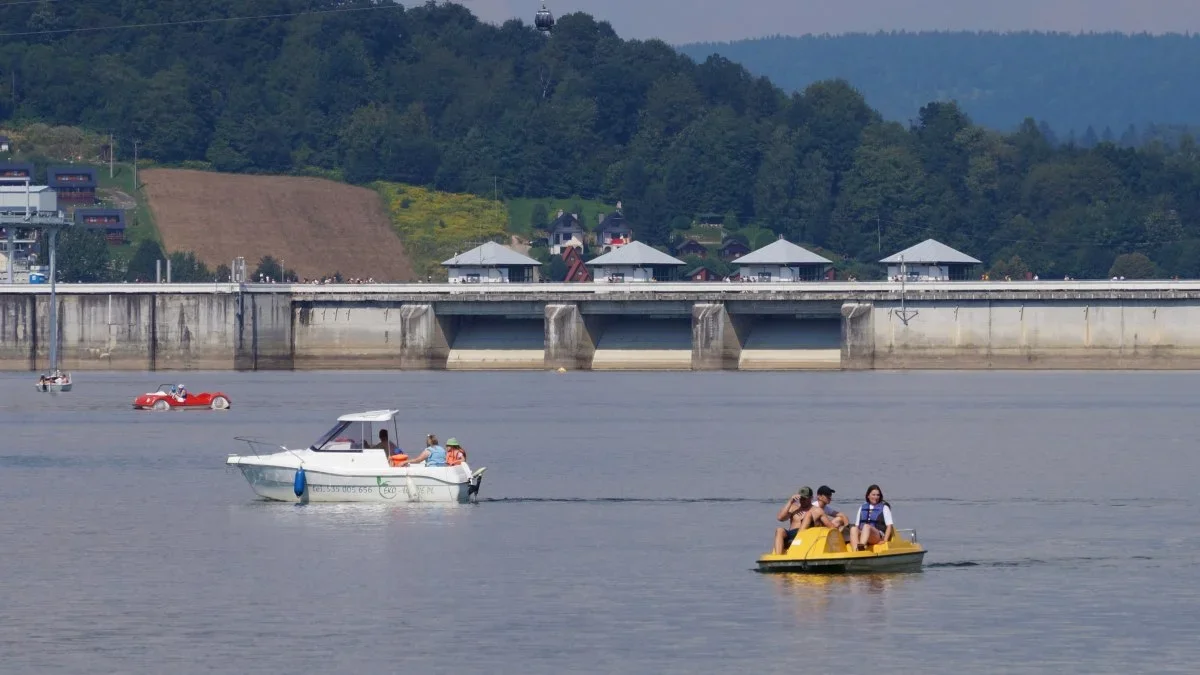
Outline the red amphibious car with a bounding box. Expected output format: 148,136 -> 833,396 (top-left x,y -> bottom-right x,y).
133,384 -> 232,411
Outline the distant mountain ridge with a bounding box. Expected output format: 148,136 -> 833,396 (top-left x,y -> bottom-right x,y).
676,31 -> 1200,135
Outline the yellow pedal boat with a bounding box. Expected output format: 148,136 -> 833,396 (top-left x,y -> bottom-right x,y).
757,527 -> 926,574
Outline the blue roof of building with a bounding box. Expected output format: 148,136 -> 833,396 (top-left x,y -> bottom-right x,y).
75,208 -> 126,228
0,162 -> 35,176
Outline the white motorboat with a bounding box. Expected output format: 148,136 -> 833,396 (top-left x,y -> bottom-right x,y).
226,409 -> 486,503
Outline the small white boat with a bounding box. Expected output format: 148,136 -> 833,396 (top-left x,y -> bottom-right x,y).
35,371 -> 72,393
226,409 -> 486,503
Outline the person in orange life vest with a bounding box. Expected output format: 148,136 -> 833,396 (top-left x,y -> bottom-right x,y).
849,484 -> 895,551
445,438 -> 467,466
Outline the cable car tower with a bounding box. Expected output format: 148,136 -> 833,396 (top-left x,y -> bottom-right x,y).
534,2 -> 555,32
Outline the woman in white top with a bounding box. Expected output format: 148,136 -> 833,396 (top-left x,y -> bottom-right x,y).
849,484 -> 894,551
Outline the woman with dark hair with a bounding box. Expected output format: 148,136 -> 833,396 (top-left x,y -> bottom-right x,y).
849,484 -> 894,551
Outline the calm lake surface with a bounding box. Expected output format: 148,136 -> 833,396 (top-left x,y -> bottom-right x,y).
1,371 -> 1198,673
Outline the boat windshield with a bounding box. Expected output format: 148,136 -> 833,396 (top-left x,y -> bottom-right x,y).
311,420 -> 392,452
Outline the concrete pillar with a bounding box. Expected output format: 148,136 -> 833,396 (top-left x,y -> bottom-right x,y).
399,303 -> 454,369
841,302 -> 875,370
234,291 -> 294,370
691,302 -> 744,370
544,303 -> 598,370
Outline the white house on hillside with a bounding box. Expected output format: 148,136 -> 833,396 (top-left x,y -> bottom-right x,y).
586,240 -> 685,282
442,241 -> 540,283
734,238 -> 833,281
880,239 -> 980,281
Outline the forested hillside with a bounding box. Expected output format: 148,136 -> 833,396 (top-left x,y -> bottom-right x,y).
6,3 -> 1200,279
677,31 -> 1200,136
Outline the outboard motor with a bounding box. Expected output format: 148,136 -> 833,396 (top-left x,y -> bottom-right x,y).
467,467 -> 487,501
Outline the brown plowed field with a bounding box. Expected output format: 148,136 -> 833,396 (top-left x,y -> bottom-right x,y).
141,169 -> 415,282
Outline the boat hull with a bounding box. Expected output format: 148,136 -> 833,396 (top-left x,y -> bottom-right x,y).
757,550 -> 925,574
756,527 -> 926,574
231,462 -> 483,504
35,382 -> 72,393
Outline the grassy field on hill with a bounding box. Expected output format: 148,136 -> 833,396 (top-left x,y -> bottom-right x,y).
374,182 -> 508,280
506,197 -> 614,236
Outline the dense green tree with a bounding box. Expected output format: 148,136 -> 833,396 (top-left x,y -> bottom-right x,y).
125,240 -> 165,282
52,228 -> 111,282
1109,252 -> 1158,279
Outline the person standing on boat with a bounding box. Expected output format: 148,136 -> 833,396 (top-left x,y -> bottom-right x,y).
849,484 -> 894,551
408,434 -> 448,467
772,486 -> 814,555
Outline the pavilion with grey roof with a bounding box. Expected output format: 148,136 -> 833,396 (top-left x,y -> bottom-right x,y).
586,240 -> 685,282
880,239 -> 981,281
734,238 -> 833,282
442,241 -> 540,283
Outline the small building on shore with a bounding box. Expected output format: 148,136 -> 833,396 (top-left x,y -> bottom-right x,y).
0,162 -> 33,185
0,185 -> 57,214
547,210 -> 585,255
880,239 -> 980,281
733,238 -> 833,282
596,204 -> 632,253
75,208 -> 127,243
48,166 -> 98,203
442,241 -> 540,283
586,240 -> 685,283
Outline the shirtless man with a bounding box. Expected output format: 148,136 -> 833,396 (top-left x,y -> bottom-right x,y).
800,485 -> 850,531
772,486 -> 815,555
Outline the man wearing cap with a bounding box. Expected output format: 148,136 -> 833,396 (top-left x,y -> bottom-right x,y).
772,486 -> 815,554
803,485 -> 849,530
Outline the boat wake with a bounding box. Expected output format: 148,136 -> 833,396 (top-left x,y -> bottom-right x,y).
927,555 -> 1155,569
480,497 -> 769,504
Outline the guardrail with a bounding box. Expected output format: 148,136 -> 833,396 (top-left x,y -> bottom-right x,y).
1,279 -> 1199,294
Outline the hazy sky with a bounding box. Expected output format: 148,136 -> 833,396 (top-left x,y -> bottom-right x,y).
465,1 -> 1200,44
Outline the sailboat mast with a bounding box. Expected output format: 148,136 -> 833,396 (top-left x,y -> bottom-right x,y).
48,228 -> 57,372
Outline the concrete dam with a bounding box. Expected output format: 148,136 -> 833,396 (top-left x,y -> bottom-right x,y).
3,281 -> 1200,371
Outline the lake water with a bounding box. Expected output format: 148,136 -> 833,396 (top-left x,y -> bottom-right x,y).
1,371 -> 1198,673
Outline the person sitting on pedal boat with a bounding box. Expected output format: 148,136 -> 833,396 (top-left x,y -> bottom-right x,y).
772,486 -> 814,555
800,485 -> 849,530
849,484 -> 894,551
445,438 -> 466,466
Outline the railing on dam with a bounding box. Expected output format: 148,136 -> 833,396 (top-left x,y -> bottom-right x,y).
6,279 -> 1200,297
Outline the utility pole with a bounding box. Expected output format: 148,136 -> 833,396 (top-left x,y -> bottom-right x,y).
877,216 -> 881,253
109,133 -> 114,178
132,139 -> 139,192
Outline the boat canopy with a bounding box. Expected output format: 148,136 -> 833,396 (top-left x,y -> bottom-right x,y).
337,409 -> 400,423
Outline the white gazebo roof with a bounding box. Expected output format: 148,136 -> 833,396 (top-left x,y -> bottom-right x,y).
442,241 -> 539,267
337,409 -> 400,423
586,240 -> 685,267
879,239 -> 980,264
735,239 -> 832,265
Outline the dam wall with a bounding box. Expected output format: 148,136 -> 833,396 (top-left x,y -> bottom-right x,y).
4,281 -> 1200,370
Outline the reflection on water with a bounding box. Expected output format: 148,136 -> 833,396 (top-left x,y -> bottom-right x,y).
767,573 -> 914,626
